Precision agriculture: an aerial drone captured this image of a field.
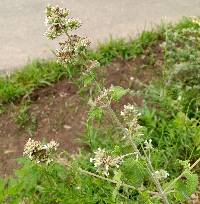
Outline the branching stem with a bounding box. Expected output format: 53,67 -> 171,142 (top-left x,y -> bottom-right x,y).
80,168 -> 135,190
164,157 -> 200,194
106,104 -> 169,204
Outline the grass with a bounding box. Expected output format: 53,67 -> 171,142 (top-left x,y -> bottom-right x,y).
0,28 -> 163,104
14,101 -> 37,134
0,61 -> 67,103
0,18 -> 195,105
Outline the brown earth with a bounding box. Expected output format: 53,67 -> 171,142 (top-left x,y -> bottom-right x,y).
0,42 -> 163,177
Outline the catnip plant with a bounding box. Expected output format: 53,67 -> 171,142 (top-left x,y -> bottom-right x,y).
21,5 -> 200,204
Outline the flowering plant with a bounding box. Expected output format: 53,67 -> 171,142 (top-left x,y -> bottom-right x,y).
3,6 -> 198,204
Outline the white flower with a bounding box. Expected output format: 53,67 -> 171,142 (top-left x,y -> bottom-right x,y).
154,169 -> 169,180
92,86 -> 113,107
67,18 -> 81,30
74,38 -> 90,56
44,5 -> 80,40
90,148 -> 123,177
23,138 -> 59,164
121,104 -> 142,135
144,139 -> 153,150
47,140 -> 59,151
83,60 -> 100,76
55,36 -> 90,63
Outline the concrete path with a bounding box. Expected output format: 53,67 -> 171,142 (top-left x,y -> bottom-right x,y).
1,0 -> 200,73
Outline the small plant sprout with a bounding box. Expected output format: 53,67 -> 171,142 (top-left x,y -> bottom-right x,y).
23,138 -> 59,164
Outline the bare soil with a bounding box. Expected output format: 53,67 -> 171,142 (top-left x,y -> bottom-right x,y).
0,42 -> 163,177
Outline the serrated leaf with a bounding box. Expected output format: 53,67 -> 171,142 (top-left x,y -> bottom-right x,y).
121,158 -> 147,187
175,171 -> 198,202
110,86 -> 128,101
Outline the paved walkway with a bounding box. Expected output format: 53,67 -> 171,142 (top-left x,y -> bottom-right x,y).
1,0 -> 200,72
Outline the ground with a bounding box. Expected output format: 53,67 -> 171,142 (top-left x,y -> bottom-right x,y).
0,42 -> 163,177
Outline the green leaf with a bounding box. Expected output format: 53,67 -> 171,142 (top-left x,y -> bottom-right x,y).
138,191 -> 154,204
112,170 -> 122,202
121,159 -> 147,187
110,86 -> 128,101
88,107 -> 103,121
175,171 -> 198,202
0,179 -> 5,202
113,170 -> 122,183
81,72 -> 96,87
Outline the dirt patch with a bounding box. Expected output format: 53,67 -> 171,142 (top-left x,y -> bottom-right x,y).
0,41 -> 163,177
0,80 -> 88,176
104,41 -> 163,109
105,40 -> 163,89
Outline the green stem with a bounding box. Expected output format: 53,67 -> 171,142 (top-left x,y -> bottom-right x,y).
91,80 -> 169,203
106,105 -> 140,155
43,166 -> 56,188
145,154 -> 169,204
80,168 -> 135,190
106,105 -> 169,204
164,157 -> 200,194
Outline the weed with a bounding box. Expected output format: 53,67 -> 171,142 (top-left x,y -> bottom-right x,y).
14,103 -> 30,126
14,102 -> 37,135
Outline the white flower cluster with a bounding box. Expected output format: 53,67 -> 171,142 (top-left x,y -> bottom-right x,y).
44,5 -> 97,67
121,104 -> 142,135
153,169 -> 169,180
44,5 -> 81,39
83,60 -> 100,75
90,85 -> 114,107
90,148 -> 123,177
74,37 -> 90,56
55,35 -> 90,63
96,88 -> 110,104
23,138 -> 59,164
144,139 -> 153,150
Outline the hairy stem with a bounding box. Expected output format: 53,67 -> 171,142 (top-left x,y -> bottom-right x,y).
80,168 -> 135,190
91,80 -> 169,203
145,155 -> 169,204
106,105 -> 140,155
106,105 -> 169,204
